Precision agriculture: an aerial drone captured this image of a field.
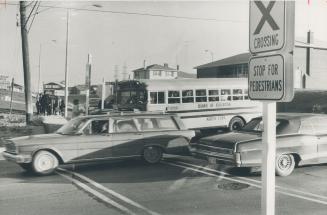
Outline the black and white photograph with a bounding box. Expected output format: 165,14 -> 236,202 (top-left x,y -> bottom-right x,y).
1,0 -> 327,214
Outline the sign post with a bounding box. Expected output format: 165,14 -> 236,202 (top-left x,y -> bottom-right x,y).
249,1 -> 295,215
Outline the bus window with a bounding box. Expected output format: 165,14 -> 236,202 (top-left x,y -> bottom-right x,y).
182,90 -> 194,103
150,92 -> 158,104
244,89 -> 249,100
233,89 -> 243,101
150,91 -> 165,104
158,92 -> 165,104
221,89 -> 231,101
208,90 -> 219,102
168,91 -> 181,104
196,89 -> 207,102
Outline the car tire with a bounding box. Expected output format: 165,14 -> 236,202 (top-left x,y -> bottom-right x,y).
275,154 -> 295,177
228,117 -> 245,131
32,150 -> 59,176
143,146 -> 163,164
19,163 -> 33,171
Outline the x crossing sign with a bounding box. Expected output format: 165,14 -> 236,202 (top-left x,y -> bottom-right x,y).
249,1 -> 285,54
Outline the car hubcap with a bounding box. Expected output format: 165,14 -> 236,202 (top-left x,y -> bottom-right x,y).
36,154 -> 56,172
145,147 -> 160,162
278,155 -> 291,170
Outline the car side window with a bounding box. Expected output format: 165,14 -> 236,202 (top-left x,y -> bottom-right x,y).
135,118 -> 156,131
299,119 -> 315,134
155,117 -> 177,130
83,119 -> 109,135
114,118 -> 138,133
311,117 -> 327,134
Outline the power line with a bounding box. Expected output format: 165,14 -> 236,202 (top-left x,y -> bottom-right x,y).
3,2 -> 246,23
27,1 -> 41,33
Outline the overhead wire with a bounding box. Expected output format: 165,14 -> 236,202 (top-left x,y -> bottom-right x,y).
2,2 -> 246,23
23,1 -> 38,29
28,1 -> 41,33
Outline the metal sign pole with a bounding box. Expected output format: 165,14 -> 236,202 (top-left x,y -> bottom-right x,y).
101,78 -> 105,110
261,101 -> 276,215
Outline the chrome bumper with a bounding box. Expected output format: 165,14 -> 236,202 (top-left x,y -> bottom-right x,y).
2,151 -> 32,163
189,146 -> 241,167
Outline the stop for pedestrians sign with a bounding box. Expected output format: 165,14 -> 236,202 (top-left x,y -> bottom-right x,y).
248,54 -> 284,100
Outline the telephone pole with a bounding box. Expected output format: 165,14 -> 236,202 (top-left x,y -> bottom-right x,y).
19,1 -> 33,124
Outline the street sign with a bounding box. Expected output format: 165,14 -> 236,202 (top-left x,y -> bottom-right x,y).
249,1 -> 285,54
249,54 -> 284,100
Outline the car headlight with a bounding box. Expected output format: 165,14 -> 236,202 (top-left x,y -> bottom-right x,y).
5,141 -> 18,154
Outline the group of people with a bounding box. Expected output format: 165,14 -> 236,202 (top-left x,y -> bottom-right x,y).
36,94 -> 65,116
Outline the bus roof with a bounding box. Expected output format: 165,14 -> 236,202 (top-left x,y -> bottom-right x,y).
134,78 -> 248,90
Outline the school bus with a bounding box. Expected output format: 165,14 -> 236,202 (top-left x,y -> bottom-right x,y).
114,78 -> 262,132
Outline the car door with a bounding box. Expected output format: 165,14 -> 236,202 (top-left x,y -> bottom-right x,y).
136,116 -> 189,155
311,117 -> 327,163
76,118 -> 113,162
298,118 -> 319,164
110,117 -> 145,158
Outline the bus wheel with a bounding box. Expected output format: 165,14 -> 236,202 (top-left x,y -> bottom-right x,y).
143,146 -> 163,164
228,117 -> 245,131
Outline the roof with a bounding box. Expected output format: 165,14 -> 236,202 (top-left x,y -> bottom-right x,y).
81,111 -> 176,118
136,78 -> 248,90
133,64 -> 177,72
195,40 -> 327,70
177,71 -> 196,78
195,53 -> 251,70
44,82 -> 65,88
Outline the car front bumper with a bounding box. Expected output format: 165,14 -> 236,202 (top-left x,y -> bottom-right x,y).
2,151 -> 32,163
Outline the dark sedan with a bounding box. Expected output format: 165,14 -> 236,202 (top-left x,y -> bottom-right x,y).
190,113 -> 327,176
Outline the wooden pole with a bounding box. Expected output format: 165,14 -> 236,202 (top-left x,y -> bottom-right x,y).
19,1 -> 33,124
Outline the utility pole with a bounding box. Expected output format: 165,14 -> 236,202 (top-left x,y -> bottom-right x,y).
19,1 -> 33,124
85,53 -> 92,115
64,9 -> 70,118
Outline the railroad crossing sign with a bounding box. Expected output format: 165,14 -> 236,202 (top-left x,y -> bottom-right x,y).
249,1 -> 285,54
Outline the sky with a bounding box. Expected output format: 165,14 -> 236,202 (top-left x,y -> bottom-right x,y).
0,0 -> 326,92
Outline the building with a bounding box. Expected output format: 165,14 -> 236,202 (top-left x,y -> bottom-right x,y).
195,33 -> 327,89
133,63 -> 178,80
195,53 -> 249,79
132,63 -> 196,80
43,82 -> 65,96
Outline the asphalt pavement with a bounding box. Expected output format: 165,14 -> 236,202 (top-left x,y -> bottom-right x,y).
1,155 -> 327,215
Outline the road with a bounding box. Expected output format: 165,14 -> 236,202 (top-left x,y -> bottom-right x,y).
1,155 -> 327,215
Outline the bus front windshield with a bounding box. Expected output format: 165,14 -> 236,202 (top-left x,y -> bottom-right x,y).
56,118 -> 89,135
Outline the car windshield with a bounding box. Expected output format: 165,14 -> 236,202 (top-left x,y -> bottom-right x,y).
241,118 -> 263,132
241,118 -> 285,134
56,118 -> 89,135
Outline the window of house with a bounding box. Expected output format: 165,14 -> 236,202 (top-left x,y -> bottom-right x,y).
208,89 -> 220,102
168,90 -> 180,104
182,90 -> 194,103
221,89 -> 231,101
195,89 -> 207,102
